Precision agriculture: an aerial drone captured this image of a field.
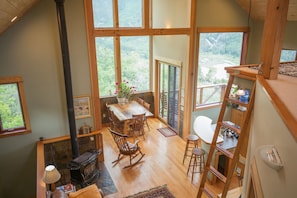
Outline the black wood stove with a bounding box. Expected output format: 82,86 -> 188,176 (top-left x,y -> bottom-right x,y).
68,149 -> 101,187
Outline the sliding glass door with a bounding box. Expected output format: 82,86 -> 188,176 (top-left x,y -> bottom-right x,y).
158,62 -> 181,133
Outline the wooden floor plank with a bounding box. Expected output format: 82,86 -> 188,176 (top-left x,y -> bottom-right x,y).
102,118 -> 240,198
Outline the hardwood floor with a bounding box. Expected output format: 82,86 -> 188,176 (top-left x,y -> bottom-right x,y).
101,118 -> 240,198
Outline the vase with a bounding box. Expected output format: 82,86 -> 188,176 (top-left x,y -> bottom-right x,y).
117,97 -> 127,104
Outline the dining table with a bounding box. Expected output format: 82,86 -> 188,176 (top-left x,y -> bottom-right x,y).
107,101 -> 154,134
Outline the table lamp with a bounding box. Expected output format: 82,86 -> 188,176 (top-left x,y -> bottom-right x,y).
43,165 -> 61,192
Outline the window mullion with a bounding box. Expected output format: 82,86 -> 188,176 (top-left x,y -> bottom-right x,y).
114,36 -> 122,83
113,0 -> 119,28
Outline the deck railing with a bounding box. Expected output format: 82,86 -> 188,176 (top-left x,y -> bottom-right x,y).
196,83 -> 227,106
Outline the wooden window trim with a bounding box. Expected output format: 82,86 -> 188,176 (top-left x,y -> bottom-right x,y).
0,76 -> 31,138
194,27 -> 249,111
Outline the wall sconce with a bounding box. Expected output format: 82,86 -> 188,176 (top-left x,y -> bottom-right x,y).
258,145 -> 283,171
43,165 -> 61,192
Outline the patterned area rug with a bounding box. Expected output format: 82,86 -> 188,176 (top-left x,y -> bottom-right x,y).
96,162 -> 117,196
157,127 -> 177,137
124,185 -> 175,198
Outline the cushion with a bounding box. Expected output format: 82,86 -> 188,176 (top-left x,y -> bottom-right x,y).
69,184 -> 102,198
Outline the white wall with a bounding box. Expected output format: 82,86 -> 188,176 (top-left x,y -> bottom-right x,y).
243,81 -> 297,197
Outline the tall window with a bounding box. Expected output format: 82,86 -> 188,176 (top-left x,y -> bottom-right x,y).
91,0 -> 149,97
0,76 -> 31,138
96,37 -> 116,96
195,28 -> 248,109
120,36 -> 149,91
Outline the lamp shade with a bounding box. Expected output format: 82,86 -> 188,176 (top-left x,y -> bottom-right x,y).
43,165 -> 61,184
236,89 -> 245,96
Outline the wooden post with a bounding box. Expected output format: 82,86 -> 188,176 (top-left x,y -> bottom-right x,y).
259,0 -> 289,79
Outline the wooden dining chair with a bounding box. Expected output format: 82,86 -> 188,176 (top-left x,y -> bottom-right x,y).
106,103 -> 114,128
110,110 -> 124,133
108,128 -> 145,168
136,97 -> 144,105
142,101 -> 151,131
129,113 -> 146,140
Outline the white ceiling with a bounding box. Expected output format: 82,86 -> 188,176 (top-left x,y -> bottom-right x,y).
0,0 -> 297,36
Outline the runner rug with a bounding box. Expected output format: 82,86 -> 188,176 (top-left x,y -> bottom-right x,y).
157,127 -> 177,137
124,184 -> 175,198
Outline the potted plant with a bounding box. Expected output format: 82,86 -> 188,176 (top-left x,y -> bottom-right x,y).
114,80 -> 135,104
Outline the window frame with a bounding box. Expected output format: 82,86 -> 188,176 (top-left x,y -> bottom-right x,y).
0,76 -> 31,138
194,27 -> 249,110
87,0 -> 152,98
85,0 -> 192,130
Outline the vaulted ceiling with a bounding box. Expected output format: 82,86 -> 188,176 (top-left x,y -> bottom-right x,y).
0,0 -> 39,35
0,0 -> 297,36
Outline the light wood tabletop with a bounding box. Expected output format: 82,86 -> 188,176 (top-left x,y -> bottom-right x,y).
107,101 -> 154,134
107,101 -> 153,122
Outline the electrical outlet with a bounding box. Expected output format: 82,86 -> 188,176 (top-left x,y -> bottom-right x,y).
90,136 -> 94,141
103,113 -> 106,118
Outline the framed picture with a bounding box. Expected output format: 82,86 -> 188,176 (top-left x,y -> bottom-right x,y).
73,95 -> 91,119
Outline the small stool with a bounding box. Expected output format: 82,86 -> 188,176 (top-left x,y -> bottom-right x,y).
187,147 -> 205,182
183,134 -> 199,164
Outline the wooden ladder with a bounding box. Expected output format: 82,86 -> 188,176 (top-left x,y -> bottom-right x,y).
197,72 -> 256,198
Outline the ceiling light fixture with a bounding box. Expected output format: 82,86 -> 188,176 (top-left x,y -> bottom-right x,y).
11,16 -> 18,23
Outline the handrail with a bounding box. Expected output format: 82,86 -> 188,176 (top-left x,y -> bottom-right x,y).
257,75 -> 297,142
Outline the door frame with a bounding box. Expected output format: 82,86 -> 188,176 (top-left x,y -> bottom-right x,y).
154,57 -> 182,135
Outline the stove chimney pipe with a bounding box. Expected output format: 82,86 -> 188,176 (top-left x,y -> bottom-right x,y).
54,0 -> 79,158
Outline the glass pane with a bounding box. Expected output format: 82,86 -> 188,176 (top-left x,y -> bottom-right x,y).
159,63 -> 168,120
120,36 -> 149,91
280,49 -> 296,62
92,0 -> 113,28
118,0 -> 142,27
95,37 -> 116,96
197,32 -> 243,106
0,83 -> 25,130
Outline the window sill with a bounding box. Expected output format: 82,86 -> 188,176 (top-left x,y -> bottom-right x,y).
0,129 -> 31,138
195,103 -> 222,111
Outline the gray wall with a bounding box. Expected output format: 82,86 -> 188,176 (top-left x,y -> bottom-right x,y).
242,82 -> 297,197
247,20 -> 297,64
0,1 -> 91,197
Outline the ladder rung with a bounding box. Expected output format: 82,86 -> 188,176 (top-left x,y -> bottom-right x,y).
216,144 -> 234,159
231,73 -> 257,81
221,121 -> 241,134
210,166 -> 227,183
225,97 -> 249,107
203,186 -> 217,198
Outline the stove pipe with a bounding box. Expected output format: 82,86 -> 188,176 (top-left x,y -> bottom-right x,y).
54,0 -> 79,158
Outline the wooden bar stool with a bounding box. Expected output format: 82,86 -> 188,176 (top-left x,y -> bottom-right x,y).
187,147 -> 205,182
182,134 -> 199,164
